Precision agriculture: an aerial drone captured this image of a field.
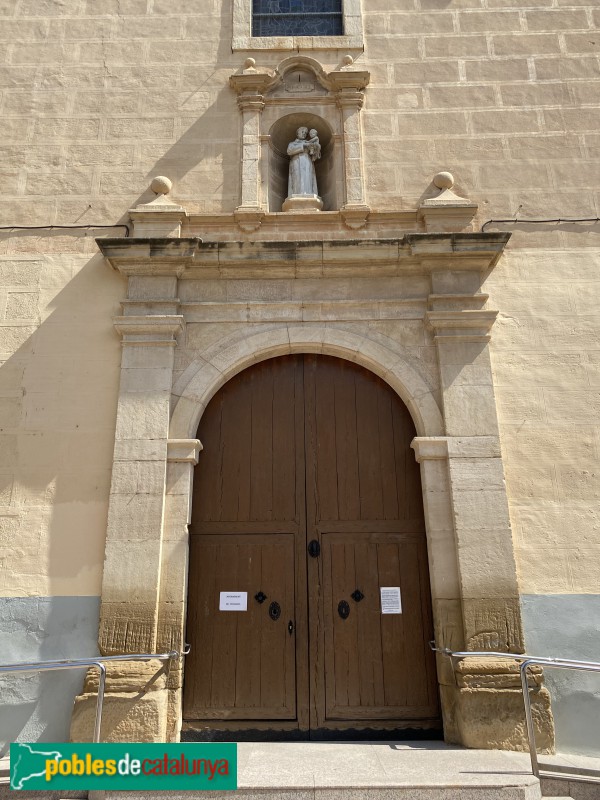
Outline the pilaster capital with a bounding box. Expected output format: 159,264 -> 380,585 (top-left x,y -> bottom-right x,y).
335,89 -> 365,111
411,437 -> 449,463
167,439 -> 203,464
426,310 -> 498,341
237,95 -> 266,113
229,71 -> 275,98
113,315 -> 185,346
328,69 -> 370,92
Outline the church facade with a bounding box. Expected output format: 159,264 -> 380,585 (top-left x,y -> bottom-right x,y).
0,0 -> 599,756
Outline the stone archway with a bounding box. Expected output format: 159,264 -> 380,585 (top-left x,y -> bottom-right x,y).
169,325 -> 445,441
71,233 -> 553,752
181,353 -> 441,740
164,327 -> 455,744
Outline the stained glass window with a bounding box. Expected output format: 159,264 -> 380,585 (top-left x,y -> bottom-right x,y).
252,0 -> 343,37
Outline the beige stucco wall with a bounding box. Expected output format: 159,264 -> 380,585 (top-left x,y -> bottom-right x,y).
0,1 -> 598,222
0,251 -> 123,598
0,0 -> 599,752
485,249 -> 600,597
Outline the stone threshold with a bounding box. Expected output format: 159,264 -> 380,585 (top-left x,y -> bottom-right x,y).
101,742 -> 542,799
4,743 -> 599,798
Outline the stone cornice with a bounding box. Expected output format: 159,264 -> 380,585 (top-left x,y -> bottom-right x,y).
428,294 -> 489,311
185,233 -> 511,277
99,233 -> 510,280
98,238 -> 202,277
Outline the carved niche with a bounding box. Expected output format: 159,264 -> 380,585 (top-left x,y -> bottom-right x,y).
229,55 -> 370,231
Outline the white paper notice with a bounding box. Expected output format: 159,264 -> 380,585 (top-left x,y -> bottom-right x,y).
380,586 -> 402,614
219,591 -> 248,611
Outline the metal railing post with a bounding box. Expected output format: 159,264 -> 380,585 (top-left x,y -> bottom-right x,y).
519,659 -> 540,778
93,662 -> 107,745
0,650 -> 184,744
429,642 -> 600,782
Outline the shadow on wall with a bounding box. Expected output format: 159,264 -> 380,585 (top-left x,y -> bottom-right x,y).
141,0 -> 240,210
0,234 -> 125,748
143,82 -> 239,213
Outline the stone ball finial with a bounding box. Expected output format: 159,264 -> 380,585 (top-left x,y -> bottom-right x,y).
433,171 -> 454,190
342,54 -> 354,66
244,57 -> 257,71
150,176 -> 172,195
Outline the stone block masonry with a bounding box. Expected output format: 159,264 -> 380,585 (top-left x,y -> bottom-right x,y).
0,1 -> 596,221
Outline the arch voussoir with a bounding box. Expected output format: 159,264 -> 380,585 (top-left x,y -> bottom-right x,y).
169,324 -> 443,440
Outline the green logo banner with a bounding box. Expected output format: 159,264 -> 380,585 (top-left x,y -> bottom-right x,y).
10,743 -> 237,791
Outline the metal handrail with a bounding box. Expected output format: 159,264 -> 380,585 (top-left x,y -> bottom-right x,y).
431,643 -> 600,779
0,650 -> 182,743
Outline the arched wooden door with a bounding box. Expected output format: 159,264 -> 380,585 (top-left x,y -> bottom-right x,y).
183,355 -> 440,740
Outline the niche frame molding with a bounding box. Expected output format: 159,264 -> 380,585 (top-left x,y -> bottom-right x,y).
229,55 -> 371,232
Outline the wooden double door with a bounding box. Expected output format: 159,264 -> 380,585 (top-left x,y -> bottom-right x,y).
183,355 -> 440,739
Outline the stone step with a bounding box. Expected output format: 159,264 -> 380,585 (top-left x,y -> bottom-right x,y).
103,793 -> 543,800
96,741 -> 544,800
2,742 -> 562,800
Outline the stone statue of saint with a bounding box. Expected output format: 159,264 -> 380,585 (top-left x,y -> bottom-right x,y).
282,126 -> 323,212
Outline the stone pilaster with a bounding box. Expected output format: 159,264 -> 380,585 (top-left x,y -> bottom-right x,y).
426,287 -> 524,651
230,66 -> 273,227
71,241 -> 194,744
159,438 -> 202,741
99,312 -> 184,657
330,70 -> 371,226
412,281 -> 555,752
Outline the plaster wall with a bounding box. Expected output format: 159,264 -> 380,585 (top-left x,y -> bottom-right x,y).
485,247 -> 600,755
0,0 -> 598,752
0,1 -> 597,227
0,250 -> 122,744
522,595 -> 600,757
0,596 -> 99,753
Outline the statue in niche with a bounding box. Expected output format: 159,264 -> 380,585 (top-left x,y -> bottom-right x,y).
282,126 -> 323,212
